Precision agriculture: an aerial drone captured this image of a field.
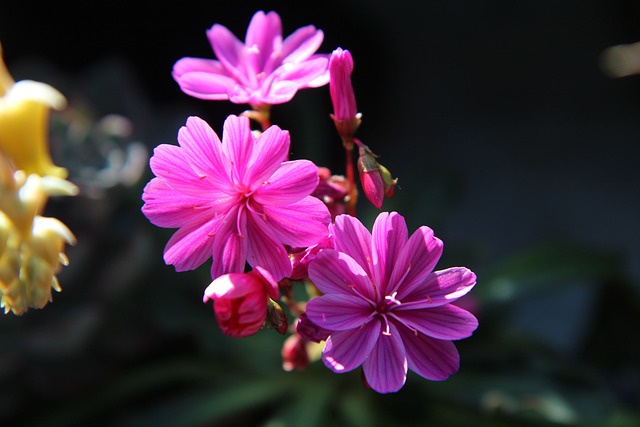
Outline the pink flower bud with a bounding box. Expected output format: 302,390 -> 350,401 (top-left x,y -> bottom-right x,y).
357,150 -> 384,209
281,333 -> 309,371
203,267 -> 279,338
329,48 -> 361,138
311,167 -> 349,220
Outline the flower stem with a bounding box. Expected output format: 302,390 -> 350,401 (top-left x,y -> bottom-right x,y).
343,138 -> 357,216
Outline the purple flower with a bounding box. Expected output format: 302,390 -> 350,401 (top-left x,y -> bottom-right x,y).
172,10 -> 330,107
305,212 -> 478,393
141,114 -> 331,281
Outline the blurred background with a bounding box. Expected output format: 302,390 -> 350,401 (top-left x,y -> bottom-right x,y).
1,0 -> 639,426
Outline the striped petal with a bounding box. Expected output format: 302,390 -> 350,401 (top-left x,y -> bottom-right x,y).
322,320 -> 380,373
362,321 -> 407,393
305,294 -> 375,331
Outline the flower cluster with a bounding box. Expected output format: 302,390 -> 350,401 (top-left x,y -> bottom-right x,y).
142,10 -> 477,393
0,43 -> 78,314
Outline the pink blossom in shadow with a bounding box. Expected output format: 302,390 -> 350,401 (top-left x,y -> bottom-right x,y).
141,114 -> 331,281
172,10 -> 330,107
305,212 -> 478,393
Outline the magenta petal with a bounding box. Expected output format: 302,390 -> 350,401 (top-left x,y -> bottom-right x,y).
255,80 -> 299,104
244,211 -> 292,281
390,225 -> 444,298
308,250 -> 376,301
172,58 -> 236,100
173,57 -> 228,77
244,11 -> 282,69
179,116 -> 232,187
398,327 -> 460,381
331,214 -> 374,279
402,267 -> 477,308
142,178 -> 206,228
275,57 -> 330,87
280,26 -> 324,64
261,196 -> 330,247
211,208 -> 246,278
253,160 -> 318,205
221,115 -> 254,182
163,218 -> 219,272
322,320 -> 380,373
246,125 -> 290,186
394,304 -> 478,340
362,321 -> 407,393
306,294 -> 375,331
207,24 -> 248,85
371,212 -> 408,295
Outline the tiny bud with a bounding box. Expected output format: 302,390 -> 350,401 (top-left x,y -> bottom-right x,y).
296,312 -> 331,343
265,298 -> 288,335
357,149 -> 384,209
281,333 -> 309,371
378,163 -> 398,198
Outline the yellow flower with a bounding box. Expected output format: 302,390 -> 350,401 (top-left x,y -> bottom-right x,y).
0,41 -> 68,178
0,155 -> 77,315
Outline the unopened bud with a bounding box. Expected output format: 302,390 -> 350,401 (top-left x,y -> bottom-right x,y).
357,149 -> 384,209
281,333 -> 309,371
265,298 -> 288,335
378,163 -> 398,198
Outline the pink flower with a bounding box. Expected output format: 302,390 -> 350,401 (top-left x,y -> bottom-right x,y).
305,212 -> 478,393
172,10 -> 330,107
141,114 -> 331,281
203,266 -> 278,338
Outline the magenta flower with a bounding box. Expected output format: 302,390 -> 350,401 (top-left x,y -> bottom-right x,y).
172,10 -> 330,107
141,114 -> 331,281
305,212 -> 478,393
329,47 -> 360,139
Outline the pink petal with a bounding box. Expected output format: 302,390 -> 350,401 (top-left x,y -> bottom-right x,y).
245,125 -> 290,187
244,11 -> 282,71
141,178 -> 209,228
398,326 -> 460,381
221,115 -> 255,184
280,26 -> 324,64
401,267 -> 477,308
149,144 -> 228,200
331,214 -> 374,279
393,304 -> 479,340
260,196 -> 330,247
211,207 -> 246,279
207,24 -> 250,86
308,249 -> 377,301
274,57 -> 330,88
253,80 -> 299,105
172,58 -> 236,100
252,160 -> 318,205
305,294 -> 375,331
389,225 -> 443,298
322,320 -> 380,373
244,210 -> 292,281
163,218 -> 220,272
371,212 -> 408,295
178,116 -> 233,188
362,321 -> 407,393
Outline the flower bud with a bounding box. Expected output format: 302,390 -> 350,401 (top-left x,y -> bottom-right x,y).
203,267 -> 279,338
378,163 -> 398,198
265,297 -> 288,335
329,48 -> 361,138
357,149 -> 384,209
296,312 -> 331,343
281,332 -> 309,371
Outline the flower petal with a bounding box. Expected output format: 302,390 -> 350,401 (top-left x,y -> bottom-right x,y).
207,23 -> 250,86
371,212 -> 408,295
244,210 -> 292,281
172,58 -> 236,100
393,304 -> 478,340
401,267 -> 477,308
211,207 -> 246,279
142,178 -> 219,228
362,321 -> 407,393
178,116 -> 232,188
274,57 -> 330,88
281,26 -> 324,64
246,125 -> 290,186
398,327 -> 460,381
331,214 -> 374,279
308,249 -> 376,301
306,294 -> 375,331
389,225 -> 443,298
260,196 -> 330,247
221,115 -> 254,183
163,217 -> 219,272
244,10 -> 282,71
252,160 -> 318,205
322,320 -> 380,373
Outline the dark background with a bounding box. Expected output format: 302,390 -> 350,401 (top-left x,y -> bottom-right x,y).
1,1 -> 639,426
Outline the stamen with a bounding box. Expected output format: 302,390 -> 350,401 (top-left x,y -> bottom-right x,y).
385,291 -> 402,306
381,314 -> 391,336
